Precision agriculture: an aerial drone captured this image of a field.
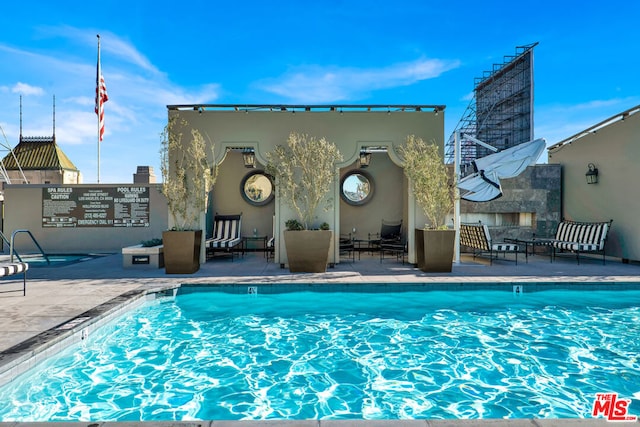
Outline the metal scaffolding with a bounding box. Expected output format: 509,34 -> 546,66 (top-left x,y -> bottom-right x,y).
446,43 -> 538,166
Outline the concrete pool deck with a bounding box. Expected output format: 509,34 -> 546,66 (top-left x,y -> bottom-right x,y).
0,251 -> 639,426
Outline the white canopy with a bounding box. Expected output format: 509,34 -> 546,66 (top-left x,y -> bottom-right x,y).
458,138 -> 546,202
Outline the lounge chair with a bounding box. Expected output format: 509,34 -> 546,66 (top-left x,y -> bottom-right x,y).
266,214 -> 275,261
206,213 -> 243,261
0,262 -> 29,296
459,222 -> 519,264
548,219 -> 613,264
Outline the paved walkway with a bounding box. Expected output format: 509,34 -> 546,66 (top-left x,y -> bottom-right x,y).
0,251 -> 639,426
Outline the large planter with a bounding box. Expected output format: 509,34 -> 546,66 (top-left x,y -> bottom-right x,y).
162,230 -> 202,274
283,230 -> 332,273
414,229 -> 426,270
416,228 -> 455,273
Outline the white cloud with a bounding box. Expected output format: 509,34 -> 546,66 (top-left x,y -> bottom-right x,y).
461,91 -> 474,102
567,99 -> 624,111
12,82 -> 44,96
36,26 -> 162,76
535,96 -> 640,148
257,58 -> 461,103
55,111 -> 97,144
100,33 -> 161,75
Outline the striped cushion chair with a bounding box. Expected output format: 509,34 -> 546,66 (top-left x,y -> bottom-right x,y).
206,214 -> 243,261
266,236 -> 275,261
459,223 -> 519,265
551,219 -> 612,264
0,262 -> 29,296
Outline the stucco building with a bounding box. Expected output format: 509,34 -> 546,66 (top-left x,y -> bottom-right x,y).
1,136 -> 81,185
548,105 -> 640,262
169,104 -> 445,266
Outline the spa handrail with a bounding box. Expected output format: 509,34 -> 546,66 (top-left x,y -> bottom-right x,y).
9,229 -> 50,264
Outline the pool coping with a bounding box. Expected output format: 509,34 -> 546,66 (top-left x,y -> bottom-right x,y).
1,282 -> 640,426
0,285 -> 177,388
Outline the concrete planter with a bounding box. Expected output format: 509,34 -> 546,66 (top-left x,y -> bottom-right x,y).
416,228 -> 455,273
283,230 -> 332,273
122,244 -> 164,269
162,230 -> 202,274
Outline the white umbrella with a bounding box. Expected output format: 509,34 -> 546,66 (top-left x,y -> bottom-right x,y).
458,138 -> 546,202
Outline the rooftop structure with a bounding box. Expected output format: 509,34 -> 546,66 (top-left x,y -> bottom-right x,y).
2,136 -> 77,172
1,135 -> 80,185
167,104 -> 446,113
446,43 -> 537,165
1,96 -> 81,185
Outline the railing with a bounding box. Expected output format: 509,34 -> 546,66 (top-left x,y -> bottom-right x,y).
9,229 -> 50,264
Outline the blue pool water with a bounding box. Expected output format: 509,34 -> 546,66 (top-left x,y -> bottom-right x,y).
1,288 -> 639,421
19,254 -> 100,267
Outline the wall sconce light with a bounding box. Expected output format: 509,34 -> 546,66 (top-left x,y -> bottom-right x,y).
586,163 -> 598,184
243,149 -> 256,168
359,151 -> 371,168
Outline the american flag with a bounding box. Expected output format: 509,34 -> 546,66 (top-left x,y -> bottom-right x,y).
95,52 -> 108,141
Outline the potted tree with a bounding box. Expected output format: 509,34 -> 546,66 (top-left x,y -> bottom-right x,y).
160,116 -> 217,274
398,135 -> 455,272
266,132 -> 343,272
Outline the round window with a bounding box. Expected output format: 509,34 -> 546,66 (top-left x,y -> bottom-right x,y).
241,171 -> 274,206
340,170 -> 374,206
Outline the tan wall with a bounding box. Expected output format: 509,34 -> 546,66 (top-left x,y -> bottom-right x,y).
175,108 -> 443,264
548,110 -> 640,261
339,153 -> 405,240
210,151 -> 275,240
3,184 -> 168,254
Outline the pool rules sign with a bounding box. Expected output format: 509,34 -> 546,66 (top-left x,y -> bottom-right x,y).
42,187 -> 150,228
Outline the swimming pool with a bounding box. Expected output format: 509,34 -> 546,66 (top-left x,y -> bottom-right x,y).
0,287 -> 639,421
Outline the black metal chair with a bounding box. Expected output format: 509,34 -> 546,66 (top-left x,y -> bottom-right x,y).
370,219 -> 402,249
380,236 -> 407,264
372,219 -> 406,263
339,233 -> 355,262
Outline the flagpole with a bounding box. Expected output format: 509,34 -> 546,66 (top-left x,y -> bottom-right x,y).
96,34 -> 101,183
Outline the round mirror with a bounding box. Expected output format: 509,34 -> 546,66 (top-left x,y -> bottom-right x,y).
241,171 -> 274,206
340,170 -> 374,206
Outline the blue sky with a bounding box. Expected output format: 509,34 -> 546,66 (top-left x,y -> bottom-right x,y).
1,0 -> 638,183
